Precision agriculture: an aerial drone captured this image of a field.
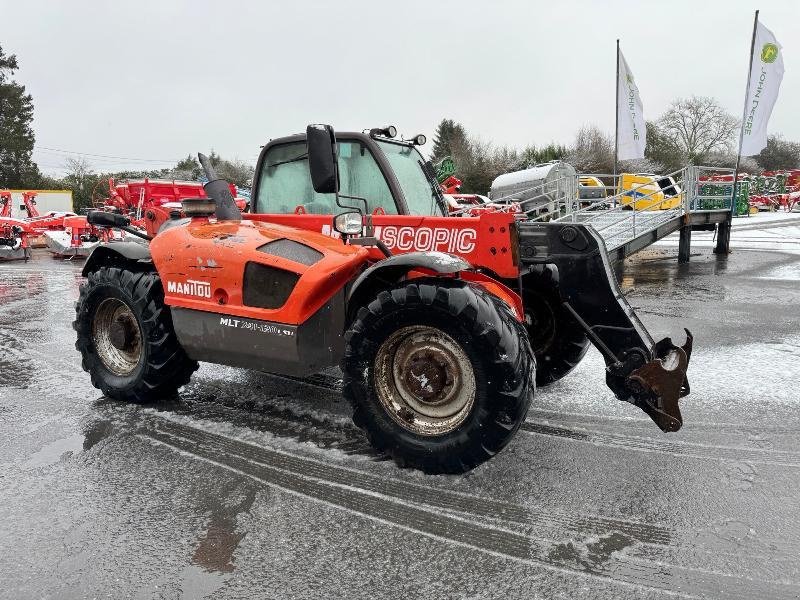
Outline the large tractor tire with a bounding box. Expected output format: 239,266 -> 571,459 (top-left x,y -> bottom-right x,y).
522,265 -> 591,387
74,267 -> 198,402
342,281 -> 535,474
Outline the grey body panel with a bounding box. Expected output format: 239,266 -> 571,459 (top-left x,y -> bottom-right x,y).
171,291 -> 346,377
348,251 -> 470,304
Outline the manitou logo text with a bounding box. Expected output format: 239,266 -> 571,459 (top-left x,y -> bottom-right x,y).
321,224 -> 477,253
167,279 -> 211,299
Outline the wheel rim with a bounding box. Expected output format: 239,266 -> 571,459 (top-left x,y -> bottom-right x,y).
92,298 -> 143,376
524,293 -> 557,355
374,325 -> 475,436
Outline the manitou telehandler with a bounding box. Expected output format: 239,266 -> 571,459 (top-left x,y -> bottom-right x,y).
75,125 -> 691,473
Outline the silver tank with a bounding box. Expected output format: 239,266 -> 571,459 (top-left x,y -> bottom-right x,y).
489,161 -> 577,218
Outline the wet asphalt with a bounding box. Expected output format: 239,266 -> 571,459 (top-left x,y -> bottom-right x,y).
1,215 -> 799,599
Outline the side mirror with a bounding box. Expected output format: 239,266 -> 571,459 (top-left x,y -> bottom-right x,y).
307,124 -> 339,194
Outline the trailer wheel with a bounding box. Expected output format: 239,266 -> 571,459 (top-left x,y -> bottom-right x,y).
74,266 -> 198,402
342,281 -> 534,474
522,265 -> 590,387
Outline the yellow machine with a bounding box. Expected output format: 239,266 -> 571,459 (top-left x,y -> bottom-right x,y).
577,176 -> 607,208
579,176 -> 607,194
618,173 -> 683,211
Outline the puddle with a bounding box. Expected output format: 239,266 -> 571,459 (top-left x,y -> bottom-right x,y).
755,261 -> 800,282
178,564 -> 230,600
23,434 -> 84,468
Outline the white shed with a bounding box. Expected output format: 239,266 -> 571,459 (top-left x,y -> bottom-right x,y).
7,190 -> 73,217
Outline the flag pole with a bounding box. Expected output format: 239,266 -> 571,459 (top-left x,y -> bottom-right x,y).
732,9 -> 760,218
614,39 -> 620,199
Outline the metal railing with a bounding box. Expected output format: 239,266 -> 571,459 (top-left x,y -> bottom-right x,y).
554,169 -> 686,251
449,165 -> 735,253
684,165 -> 737,212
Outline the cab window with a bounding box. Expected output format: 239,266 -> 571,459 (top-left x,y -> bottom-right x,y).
376,141 -> 443,216
256,140 -> 397,215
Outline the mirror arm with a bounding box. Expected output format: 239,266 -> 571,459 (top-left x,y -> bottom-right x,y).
348,236 -> 392,257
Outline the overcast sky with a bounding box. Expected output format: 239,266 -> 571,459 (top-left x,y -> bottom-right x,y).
2,0 -> 798,176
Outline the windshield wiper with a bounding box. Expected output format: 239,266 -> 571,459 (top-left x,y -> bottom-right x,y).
267,153 -> 308,168
420,159 -> 447,215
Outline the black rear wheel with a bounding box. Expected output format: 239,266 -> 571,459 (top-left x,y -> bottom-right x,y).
522,265 -> 591,387
74,267 -> 198,402
342,281 -> 535,474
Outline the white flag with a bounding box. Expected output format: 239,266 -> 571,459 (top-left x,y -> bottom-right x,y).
740,21 -> 784,156
617,50 -> 646,160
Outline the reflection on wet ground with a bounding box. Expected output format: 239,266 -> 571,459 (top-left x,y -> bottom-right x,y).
2,238 -> 800,598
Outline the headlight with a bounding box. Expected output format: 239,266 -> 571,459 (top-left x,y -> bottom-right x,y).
333,212 -> 363,235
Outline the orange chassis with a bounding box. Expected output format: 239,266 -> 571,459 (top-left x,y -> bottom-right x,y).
153,211 -> 525,328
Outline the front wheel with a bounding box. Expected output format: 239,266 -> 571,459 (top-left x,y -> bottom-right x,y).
74,267 -> 198,402
342,281 -> 535,474
522,265 -> 591,387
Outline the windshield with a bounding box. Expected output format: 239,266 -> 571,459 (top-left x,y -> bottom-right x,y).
377,141 -> 443,216
255,140 -> 397,215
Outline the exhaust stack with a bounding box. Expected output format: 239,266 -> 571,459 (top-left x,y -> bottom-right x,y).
198,153 -> 241,222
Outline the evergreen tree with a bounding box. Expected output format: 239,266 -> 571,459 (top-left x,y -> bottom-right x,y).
431,119 -> 468,163
0,44 -> 39,188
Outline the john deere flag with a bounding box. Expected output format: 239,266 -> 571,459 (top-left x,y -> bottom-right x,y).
740,21 -> 784,156
617,50 -> 646,160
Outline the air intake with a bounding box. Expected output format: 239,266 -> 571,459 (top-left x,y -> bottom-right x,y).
243,262 -> 300,309
257,239 -> 323,267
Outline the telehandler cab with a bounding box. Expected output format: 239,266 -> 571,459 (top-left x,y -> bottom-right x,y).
76,124 -> 692,473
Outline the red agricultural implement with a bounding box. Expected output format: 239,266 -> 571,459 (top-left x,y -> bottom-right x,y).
96,178 -> 246,237
0,191 -> 31,260
0,191 -> 11,218
436,164 -> 515,216
10,190 -> 110,258
702,170 -> 800,213
19,192 -> 78,244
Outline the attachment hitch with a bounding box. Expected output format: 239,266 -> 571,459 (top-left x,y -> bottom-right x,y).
617,330 -> 692,432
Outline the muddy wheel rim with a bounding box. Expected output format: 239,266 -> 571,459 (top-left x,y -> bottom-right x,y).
92,298 -> 143,376
374,325 -> 475,436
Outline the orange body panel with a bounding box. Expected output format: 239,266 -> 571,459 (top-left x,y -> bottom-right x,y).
150,218 -> 370,325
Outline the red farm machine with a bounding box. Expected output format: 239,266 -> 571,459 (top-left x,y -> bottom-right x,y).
0,191 -> 32,261
95,177 -> 247,238
434,156 -> 516,216
697,170 -> 800,215
75,124 -> 693,473
14,191 -> 119,258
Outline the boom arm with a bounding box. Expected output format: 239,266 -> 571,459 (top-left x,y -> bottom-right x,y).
22,192 -> 39,218
0,192 -> 11,218
518,221 -> 692,432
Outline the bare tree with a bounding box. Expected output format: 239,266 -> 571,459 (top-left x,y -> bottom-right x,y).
64,156 -> 93,190
619,157 -> 665,174
657,96 -> 738,163
566,125 -> 614,173
216,158 -> 255,189
702,152 -> 760,174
